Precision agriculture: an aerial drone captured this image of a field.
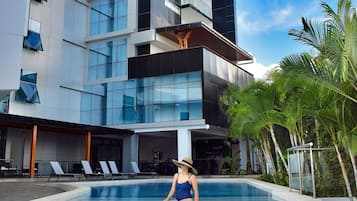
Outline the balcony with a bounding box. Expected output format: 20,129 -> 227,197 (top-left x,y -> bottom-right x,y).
128,47 -> 253,85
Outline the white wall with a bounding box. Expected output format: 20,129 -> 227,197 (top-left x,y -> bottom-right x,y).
181,7 -> 213,27
0,0 -> 30,91
8,0 -> 87,124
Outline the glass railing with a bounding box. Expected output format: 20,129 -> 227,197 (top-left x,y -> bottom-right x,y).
203,48 -> 254,88
181,0 -> 212,18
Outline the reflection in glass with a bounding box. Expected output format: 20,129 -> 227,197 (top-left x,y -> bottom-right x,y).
88,39 -> 127,80
103,71 -> 202,125
90,0 -> 128,35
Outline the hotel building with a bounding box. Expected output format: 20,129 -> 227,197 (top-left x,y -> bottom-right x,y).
0,0 -> 256,176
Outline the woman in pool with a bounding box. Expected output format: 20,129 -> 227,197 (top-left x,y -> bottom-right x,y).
163,157 -> 199,201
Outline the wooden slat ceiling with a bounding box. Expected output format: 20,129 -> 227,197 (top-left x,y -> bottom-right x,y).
156,22 -> 253,62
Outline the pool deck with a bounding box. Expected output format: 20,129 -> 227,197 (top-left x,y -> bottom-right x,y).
0,176 -> 355,201
0,178 -> 64,201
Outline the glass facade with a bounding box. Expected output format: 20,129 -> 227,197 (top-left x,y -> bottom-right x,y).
203,48 -> 253,88
106,71 -> 202,125
151,0 -> 180,29
212,0 -> 236,43
90,0 -> 127,35
88,39 -> 127,81
80,84 -> 106,125
81,71 -> 203,126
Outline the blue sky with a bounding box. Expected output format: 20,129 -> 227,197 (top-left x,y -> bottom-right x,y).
235,0 -> 347,78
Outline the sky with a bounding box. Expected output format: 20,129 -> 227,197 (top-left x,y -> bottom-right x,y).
235,0 -> 344,79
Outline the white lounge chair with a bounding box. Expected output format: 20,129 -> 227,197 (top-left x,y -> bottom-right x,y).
49,161 -> 83,181
81,160 -> 107,180
99,161 -> 113,179
130,161 -> 157,175
108,161 -> 135,177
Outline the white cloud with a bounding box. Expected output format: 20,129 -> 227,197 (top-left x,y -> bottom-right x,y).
237,5 -> 294,33
239,60 -> 279,80
236,0 -> 324,34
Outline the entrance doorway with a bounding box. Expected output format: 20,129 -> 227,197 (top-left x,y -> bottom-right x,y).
91,137 -> 123,172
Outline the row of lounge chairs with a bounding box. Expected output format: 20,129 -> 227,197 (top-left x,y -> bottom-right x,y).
49,160 -> 157,181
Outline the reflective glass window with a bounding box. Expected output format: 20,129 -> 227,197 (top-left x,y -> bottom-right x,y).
88,39 -> 127,80
90,0 -> 128,35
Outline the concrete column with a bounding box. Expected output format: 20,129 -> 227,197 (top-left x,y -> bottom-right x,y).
177,128 -> 192,161
123,134 -> 139,172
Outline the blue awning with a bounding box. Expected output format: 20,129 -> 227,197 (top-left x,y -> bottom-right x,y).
18,81 -> 40,103
23,31 -> 43,51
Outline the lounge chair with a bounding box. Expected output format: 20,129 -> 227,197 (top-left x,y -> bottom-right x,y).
130,161 -> 158,175
108,161 -> 135,177
99,161 -> 114,179
49,161 -> 84,181
0,159 -> 17,176
81,160 -> 107,180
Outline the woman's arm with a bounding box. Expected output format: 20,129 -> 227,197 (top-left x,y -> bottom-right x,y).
191,175 -> 199,201
163,173 -> 178,201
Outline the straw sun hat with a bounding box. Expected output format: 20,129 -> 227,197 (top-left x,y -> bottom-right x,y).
172,157 -> 198,175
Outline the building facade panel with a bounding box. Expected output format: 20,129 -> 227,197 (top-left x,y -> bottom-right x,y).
1,0 -> 257,175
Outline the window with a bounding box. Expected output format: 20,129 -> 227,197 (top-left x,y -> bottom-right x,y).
16,70 -> 40,103
138,0 -> 151,31
23,19 -> 43,51
136,44 -> 150,56
90,0 -> 128,35
88,39 -> 127,80
23,31 -> 43,51
0,95 -> 9,113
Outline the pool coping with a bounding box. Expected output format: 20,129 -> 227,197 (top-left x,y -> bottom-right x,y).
30,178 -> 356,201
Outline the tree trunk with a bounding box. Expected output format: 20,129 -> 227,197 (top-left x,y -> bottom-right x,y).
257,146 -> 267,175
288,129 -> 296,147
246,140 -> 252,174
334,143 -> 353,200
314,118 -> 322,159
269,126 -> 289,173
347,147 -> 357,191
261,138 -> 276,174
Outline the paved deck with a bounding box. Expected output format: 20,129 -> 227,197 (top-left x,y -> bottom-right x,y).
0,178 -> 65,201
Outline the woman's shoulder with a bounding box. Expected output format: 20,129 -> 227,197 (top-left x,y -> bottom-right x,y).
189,174 -> 197,179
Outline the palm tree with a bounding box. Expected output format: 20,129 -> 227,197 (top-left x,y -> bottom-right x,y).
221,82 -> 289,174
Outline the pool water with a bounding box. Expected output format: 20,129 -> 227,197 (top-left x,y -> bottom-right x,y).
70,182 -> 278,201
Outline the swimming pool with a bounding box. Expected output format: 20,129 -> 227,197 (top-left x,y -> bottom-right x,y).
69,182 -> 278,201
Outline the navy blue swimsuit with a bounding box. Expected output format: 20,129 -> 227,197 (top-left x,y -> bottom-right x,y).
176,176 -> 192,201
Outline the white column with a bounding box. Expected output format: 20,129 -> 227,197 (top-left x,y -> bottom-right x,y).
177,128 -> 192,161
122,134 -> 139,172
